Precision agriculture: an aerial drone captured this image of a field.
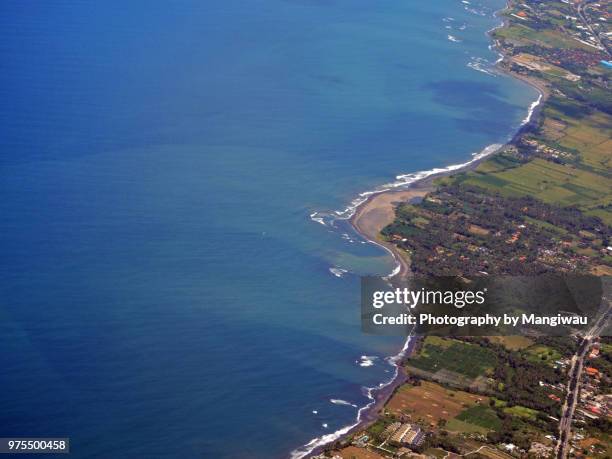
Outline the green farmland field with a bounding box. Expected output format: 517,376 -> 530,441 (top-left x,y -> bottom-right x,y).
408,337 -> 497,379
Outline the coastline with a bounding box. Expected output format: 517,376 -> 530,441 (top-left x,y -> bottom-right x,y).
348,147 -> 502,280
349,43 -> 550,282
349,68 -> 548,281
297,3 -> 551,457
297,91 -> 548,459
350,188 -> 429,280
293,335 -> 419,459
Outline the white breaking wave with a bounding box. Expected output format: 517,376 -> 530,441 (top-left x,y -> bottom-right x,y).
330,399 -> 358,408
387,262 -> 402,279
309,142 -> 504,230
522,94 -> 543,125
357,355 -> 377,367
289,334 -> 415,459
310,88 -> 542,231
329,267 -> 348,278
487,15 -> 508,66
394,143 -> 501,183
465,6 -> 487,16
447,35 -> 462,43
467,56 -> 498,76
309,212 -> 326,226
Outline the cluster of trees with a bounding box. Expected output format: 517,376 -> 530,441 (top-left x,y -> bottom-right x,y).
536,336 -> 579,357
424,431 -> 460,454
491,359 -> 562,415
584,416 -> 612,435
441,185 -> 606,236
380,336 -> 578,455
591,336 -> 612,392
552,79 -> 612,117
516,44 -> 604,76
419,338 -> 567,449
461,338 -> 565,414
382,184 -> 610,276
485,416 -> 533,451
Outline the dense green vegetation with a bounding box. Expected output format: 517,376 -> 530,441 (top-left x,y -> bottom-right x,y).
408,338 -> 497,379
456,405 -> 502,430
398,336 -> 566,454
455,102 -> 612,224
524,344 -> 562,365
383,184 -> 611,276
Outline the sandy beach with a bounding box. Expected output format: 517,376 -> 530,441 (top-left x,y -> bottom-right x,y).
348,142 -> 508,279
350,188 -> 430,279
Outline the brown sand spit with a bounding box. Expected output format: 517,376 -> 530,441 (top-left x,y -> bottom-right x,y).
351,188 -> 429,279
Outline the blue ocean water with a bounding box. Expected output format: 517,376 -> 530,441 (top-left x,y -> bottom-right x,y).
0,1 -> 538,458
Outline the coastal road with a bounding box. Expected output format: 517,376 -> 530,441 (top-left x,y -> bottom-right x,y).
555,300 -> 611,459
575,0 -> 611,56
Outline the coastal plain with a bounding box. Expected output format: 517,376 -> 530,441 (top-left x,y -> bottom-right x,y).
322,0 -> 612,457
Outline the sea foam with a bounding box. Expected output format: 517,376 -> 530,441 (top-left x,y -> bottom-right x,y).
289,335 -> 414,459
329,267 -> 348,278
330,399 -> 358,408
357,355 -> 377,367
309,142 -> 504,230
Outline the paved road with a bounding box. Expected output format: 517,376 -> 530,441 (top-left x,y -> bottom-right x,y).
575,0 -> 611,56
556,303 -> 611,459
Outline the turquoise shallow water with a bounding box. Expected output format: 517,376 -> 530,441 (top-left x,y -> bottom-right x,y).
0,1 -> 538,457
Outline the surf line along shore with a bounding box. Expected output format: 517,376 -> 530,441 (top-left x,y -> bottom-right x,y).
302,83 -> 549,458
296,13 -> 550,459
297,86 -> 548,458
290,146 -> 505,459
